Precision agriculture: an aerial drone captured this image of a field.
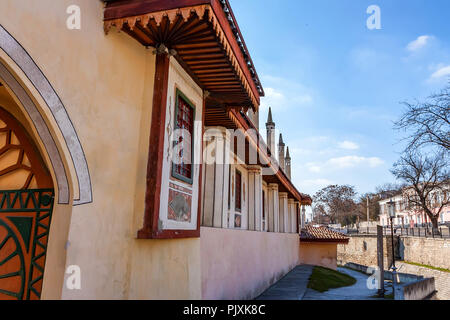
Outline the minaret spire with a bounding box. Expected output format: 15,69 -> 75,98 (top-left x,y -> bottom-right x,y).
266,107 -> 276,155
285,147 -> 292,179
278,133 -> 285,171
267,107 -> 274,125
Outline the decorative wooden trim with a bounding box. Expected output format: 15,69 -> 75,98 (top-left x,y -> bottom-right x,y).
103,2 -> 260,110
0,107 -> 52,189
195,94 -> 206,236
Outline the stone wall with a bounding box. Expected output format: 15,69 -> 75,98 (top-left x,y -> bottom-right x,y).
395,277 -> 436,300
338,235 -> 450,271
400,237 -> 450,270
337,235 -> 396,269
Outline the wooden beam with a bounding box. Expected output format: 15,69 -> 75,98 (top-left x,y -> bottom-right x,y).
138,52 -> 170,239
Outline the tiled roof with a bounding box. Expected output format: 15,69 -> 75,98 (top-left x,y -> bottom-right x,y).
300,226 -> 349,243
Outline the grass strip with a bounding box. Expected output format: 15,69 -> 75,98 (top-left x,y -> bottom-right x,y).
403,261 -> 450,273
307,266 -> 357,293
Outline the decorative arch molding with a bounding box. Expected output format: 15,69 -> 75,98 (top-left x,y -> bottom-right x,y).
0,25 -> 92,205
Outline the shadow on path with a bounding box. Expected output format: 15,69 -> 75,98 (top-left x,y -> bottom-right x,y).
256,265 -> 314,300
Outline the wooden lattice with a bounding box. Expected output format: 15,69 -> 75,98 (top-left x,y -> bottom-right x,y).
0,107 -> 54,300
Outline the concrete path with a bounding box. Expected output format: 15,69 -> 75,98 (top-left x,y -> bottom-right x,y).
303,267 -> 391,300
256,265 -> 314,300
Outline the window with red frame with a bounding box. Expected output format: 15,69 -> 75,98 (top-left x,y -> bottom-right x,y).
262,190 -> 266,230
235,170 -> 242,212
172,90 -> 195,184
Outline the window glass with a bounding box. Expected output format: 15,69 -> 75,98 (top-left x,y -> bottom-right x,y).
235,170 -> 242,228
172,90 -> 194,183
235,170 -> 242,212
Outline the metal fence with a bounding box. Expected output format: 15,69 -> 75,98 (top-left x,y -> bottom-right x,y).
382,226 -> 450,239
333,225 -> 450,239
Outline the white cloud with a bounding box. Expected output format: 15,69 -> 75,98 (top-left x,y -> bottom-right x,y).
265,87 -> 284,100
407,35 -> 432,52
338,141 -> 359,150
308,165 -> 322,173
327,156 -> 384,169
430,65 -> 450,80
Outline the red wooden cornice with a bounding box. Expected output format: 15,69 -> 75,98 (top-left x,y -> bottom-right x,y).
103,0 -> 263,110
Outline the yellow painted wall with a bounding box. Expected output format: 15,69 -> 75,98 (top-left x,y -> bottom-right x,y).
0,0 -> 201,299
299,242 -> 338,270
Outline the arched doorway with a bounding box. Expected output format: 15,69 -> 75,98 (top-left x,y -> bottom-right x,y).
0,106 -> 54,300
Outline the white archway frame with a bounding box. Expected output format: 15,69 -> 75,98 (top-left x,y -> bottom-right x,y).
0,25 -> 92,205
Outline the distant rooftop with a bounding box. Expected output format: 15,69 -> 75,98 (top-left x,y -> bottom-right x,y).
300,226 -> 349,244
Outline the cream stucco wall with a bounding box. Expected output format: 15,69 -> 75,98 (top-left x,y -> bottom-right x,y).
127,57 -> 202,300
0,0 -> 311,301
299,242 -> 338,270
200,227 -> 299,300
0,0 -> 202,299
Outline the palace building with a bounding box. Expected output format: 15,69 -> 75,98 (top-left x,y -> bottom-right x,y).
0,0 -> 311,300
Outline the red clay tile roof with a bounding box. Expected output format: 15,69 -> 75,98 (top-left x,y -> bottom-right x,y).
300,226 -> 349,243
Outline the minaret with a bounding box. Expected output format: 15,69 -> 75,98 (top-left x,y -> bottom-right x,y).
278,133 -> 285,171
285,147 -> 292,179
266,107 -> 276,155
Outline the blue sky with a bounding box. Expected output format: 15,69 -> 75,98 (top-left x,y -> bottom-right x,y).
229,0 -> 450,199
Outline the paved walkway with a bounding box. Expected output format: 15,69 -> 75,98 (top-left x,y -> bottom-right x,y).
256,265 -> 314,300
256,265 -> 393,300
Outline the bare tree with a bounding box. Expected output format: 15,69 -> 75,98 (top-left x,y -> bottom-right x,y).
395,83 -> 450,152
312,204 -> 328,225
391,151 -> 450,230
312,185 -> 358,225
375,183 -> 404,200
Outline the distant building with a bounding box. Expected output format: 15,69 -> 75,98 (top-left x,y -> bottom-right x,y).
378,186 -> 450,227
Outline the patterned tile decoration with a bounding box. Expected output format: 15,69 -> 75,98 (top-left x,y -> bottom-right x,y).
0,189 -> 54,300
235,214 -> 242,228
300,226 -> 350,243
168,183 -> 192,223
